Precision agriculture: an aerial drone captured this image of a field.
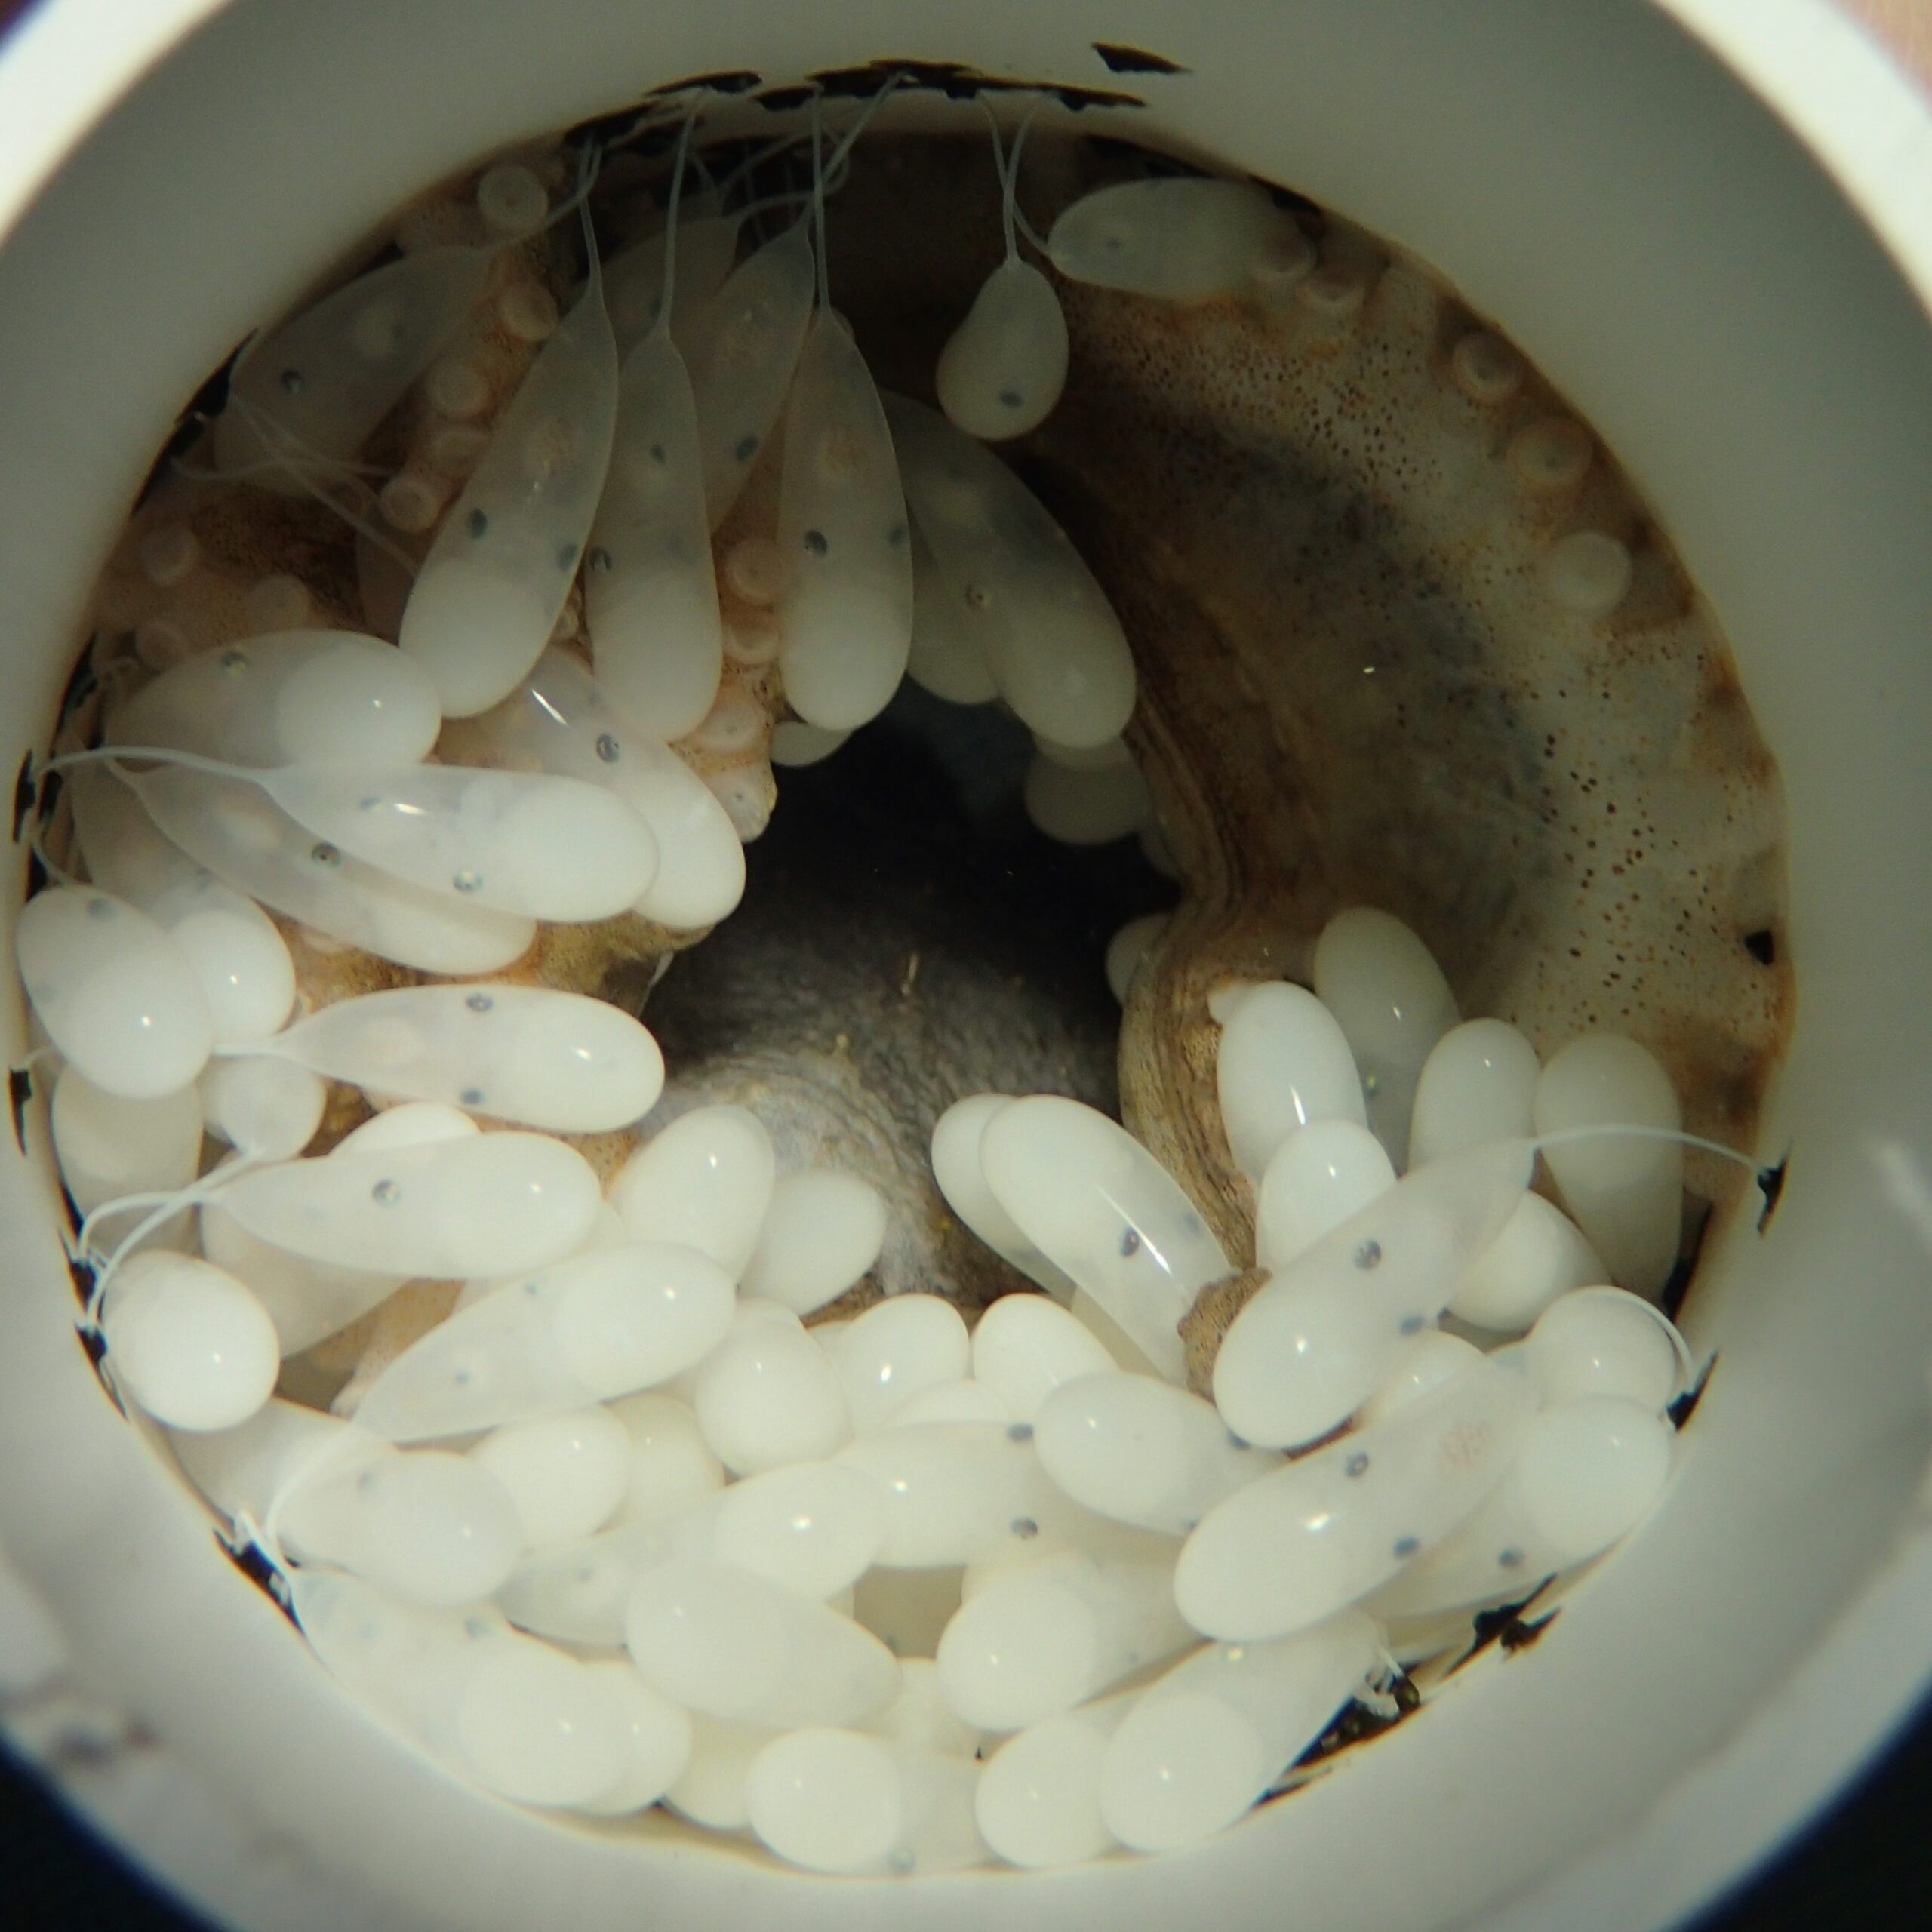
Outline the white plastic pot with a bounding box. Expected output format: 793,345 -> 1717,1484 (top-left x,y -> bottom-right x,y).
2,2 -> 1931,1929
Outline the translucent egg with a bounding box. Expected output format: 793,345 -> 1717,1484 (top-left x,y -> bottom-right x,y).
66,761 -> 197,899
574,1659 -> 694,1816
17,887 -> 213,1100
1515,1396 -> 1676,1562
665,1715 -> 779,1829
276,1446 -> 523,1606
970,1292 -> 1118,1426
469,1407 -> 632,1547
1409,1018 -> 1540,1168
452,1641 -> 633,1808
50,1065 -> 202,1217
1021,748 -> 1150,847
100,1251 -> 279,1432
1310,907 -> 1460,1169
862,1657 -> 982,1757
740,1168 -> 888,1315
623,1560 -> 900,1727
1177,1359 -> 1534,1640
979,1094 -> 1232,1383
198,1203 -> 405,1357
887,394 -> 1135,751
609,1103 -> 776,1279
585,315 -> 724,743
601,209 -> 741,359
260,762 -> 658,924
768,720 -> 850,768
1254,1120 -> 1397,1272
1368,1395 -> 1674,1620
821,1294 -> 971,1434
605,1391 -> 724,1526
156,881 -> 297,1048
201,1054 -> 327,1161
400,269 -> 619,716
68,766 -> 297,1047
495,1513 -> 687,1647
1105,912 -> 1168,1005
938,1540 -> 1192,1732
888,1379 -> 1009,1426
1445,1190 -> 1608,1334
691,1300 -> 851,1475
1059,1291 -> 1162,1378
114,630 -> 441,768
1356,1330 -> 1487,1426
1098,1611 -> 1382,1852
217,1131 -> 602,1281
1215,980 -> 1367,1180
257,983 -> 664,1133
500,1457 -> 883,1647
214,246 -> 491,482
746,1727 -> 904,1873
1046,177 -> 1309,304
1534,1033 -> 1684,1297
776,312 -> 915,731
439,648 -> 746,933
929,1094 -> 1078,1303
168,1395 -> 364,1527
706,1459 -> 890,1599
687,224 -> 817,528
894,1745 -> 994,1873
936,259 -> 1069,441
124,764 -> 536,976
975,1694 -> 1131,1868
837,1421 -> 1083,1570
1524,1287 -> 1693,1412
351,1240 -> 735,1441
1213,1139 -> 1534,1449
905,518 -> 998,705
337,1101 -> 481,1154
1034,1374 -> 1278,1535
290,1573 -> 509,1777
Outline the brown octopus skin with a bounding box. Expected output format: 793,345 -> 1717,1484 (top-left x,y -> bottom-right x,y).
827,132 -> 1789,1358
59,124 -> 1791,1397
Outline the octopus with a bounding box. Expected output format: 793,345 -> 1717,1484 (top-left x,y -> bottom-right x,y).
43,89 -> 1791,1414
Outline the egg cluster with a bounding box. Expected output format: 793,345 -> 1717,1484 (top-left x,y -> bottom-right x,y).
17,91 -> 1703,1877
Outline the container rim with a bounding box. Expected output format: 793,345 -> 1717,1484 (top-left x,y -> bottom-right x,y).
1,5 -> 1930,1930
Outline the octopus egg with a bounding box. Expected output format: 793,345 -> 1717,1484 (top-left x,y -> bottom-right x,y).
1524,1287 -> 1694,1412
100,1251 -> 279,1432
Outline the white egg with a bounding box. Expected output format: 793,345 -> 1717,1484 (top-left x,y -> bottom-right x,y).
975,1694 -> 1131,1868
822,1294 -> 971,1433
100,1251 -> 278,1432
1310,907 -> 1459,1169
469,1407 -> 632,1547
970,1293 -> 1118,1425
1254,1119 -> 1396,1272
50,1065 -> 202,1217
609,1103 -> 775,1278
1524,1287 -> 1693,1412
1408,1018 -> 1540,1168
1534,1033 -> 1684,1297
691,1300 -> 851,1475
1215,980 -> 1367,1180
17,888 -> 213,1100
740,1168 -> 888,1315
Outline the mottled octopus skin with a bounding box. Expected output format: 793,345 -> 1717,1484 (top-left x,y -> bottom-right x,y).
825,134 -> 1788,1315
57,126 -> 1789,1397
